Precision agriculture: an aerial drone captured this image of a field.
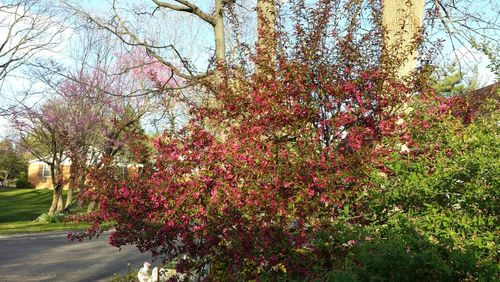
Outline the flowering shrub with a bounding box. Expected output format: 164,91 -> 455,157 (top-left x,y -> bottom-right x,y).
71,2 -> 420,279
76,58 -> 421,279
70,2 -> 499,280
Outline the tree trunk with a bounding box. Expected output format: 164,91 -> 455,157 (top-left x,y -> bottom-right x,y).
381,0 -> 425,77
65,162 -> 79,209
257,0 -> 277,70
214,0 -> 226,65
48,183 -> 64,215
75,173 -> 87,209
2,171 -> 9,186
65,177 -> 75,209
48,166 -> 65,215
57,191 -> 64,210
87,200 -> 97,213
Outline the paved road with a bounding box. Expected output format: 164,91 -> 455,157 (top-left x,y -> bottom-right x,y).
0,231 -> 151,281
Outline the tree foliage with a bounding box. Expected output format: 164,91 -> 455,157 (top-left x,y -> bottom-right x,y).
0,138 -> 27,186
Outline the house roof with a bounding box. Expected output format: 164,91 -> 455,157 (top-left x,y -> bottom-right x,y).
28,151 -> 143,168
28,155 -> 71,165
28,147 -> 102,165
467,82 -> 499,112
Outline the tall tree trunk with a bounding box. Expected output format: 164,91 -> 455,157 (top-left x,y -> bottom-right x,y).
76,174 -> 87,209
211,0 -> 226,89
65,161 -> 80,209
204,0 -> 227,136
48,192 -> 58,215
214,0 -> 226,65
257,0 -> 277,72
48,166 -> 65,215
57,191 -> 64,210
2,171 -> 9,186
381,0 -> 425,77
48,183 -> 64,215
65,175 -> 76,209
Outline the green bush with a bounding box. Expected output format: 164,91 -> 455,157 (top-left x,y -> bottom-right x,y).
361,106 -> 499,280
16,173 -> 34,189
336,219 -> 488,282
35,212 -> 66,223
108,271 -> 137,282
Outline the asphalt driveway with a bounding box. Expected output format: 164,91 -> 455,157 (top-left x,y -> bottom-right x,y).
0,231 -> 151,281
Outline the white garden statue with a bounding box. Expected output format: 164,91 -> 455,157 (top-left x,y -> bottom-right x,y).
137,262 -> 152,282
138,262 -> 179,282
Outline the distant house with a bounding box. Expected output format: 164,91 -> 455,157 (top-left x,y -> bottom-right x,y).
27,156 -> 143,190
27,158 -> 71,190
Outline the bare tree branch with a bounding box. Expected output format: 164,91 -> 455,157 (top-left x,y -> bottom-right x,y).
0,0 -> 66,113
152,0 -> 215,25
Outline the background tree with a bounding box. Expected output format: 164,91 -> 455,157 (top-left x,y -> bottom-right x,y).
381,0 -> 499,78
0,0 -> 66,113
65,0 -> 224,87
430,63 -> 480,96
0,138 -> 27,186
8,28 -> 165,213
10,100 -> 68,214
46,32 -> 170,211
256,0 -> 276,63
471,39 -> 500,81
382,0 -> 425,77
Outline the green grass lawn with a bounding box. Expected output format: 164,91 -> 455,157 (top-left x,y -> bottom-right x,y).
0,186 -> 97,235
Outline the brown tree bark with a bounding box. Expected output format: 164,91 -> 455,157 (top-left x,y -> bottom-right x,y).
65,172 -> 76,209
381,0 -> 425,77
2,171 -> 9,186
48,177 -> 64,215
65,159 -> 85,209
257,0 -> 277,71
145,0 -> 226,84
47,163 -> 66,215
214,0 -> 226,65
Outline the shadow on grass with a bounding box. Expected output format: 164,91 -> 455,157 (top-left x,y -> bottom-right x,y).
0,188 -> 97,235
0,188 -> 53,222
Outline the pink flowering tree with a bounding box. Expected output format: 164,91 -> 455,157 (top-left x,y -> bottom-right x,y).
8,44 -> 173,214
54,49 -> 172,211
10,100 -> 71,214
